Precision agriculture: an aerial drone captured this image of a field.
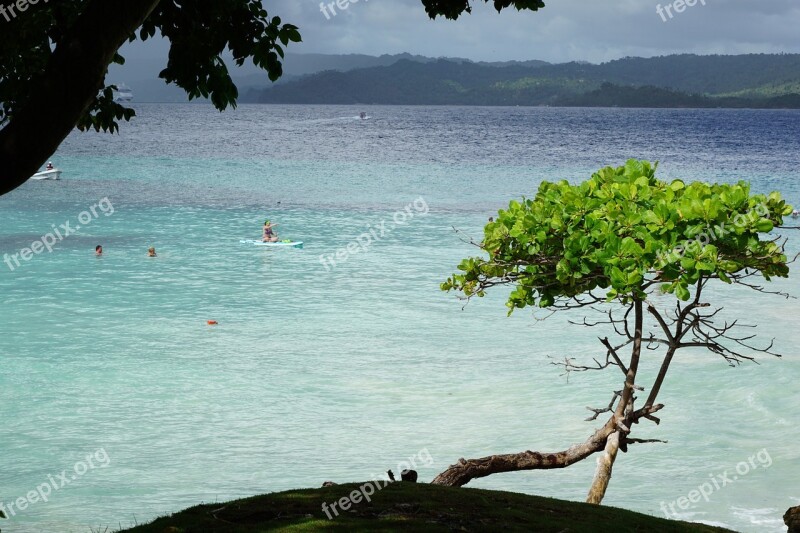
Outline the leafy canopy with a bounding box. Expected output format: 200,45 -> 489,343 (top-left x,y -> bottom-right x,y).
0,0 -> 301,133
443,160 -> 793,308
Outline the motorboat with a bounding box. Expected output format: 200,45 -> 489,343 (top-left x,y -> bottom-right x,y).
31,166 -> 62,180
112,83 -> 134,103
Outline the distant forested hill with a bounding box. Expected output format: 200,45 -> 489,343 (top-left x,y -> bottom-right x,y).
534,54 -> 800,95
250,60 -> 560,105
247,54 -> 800,108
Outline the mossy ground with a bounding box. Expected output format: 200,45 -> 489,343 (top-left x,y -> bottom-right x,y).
121,482 -> 733,532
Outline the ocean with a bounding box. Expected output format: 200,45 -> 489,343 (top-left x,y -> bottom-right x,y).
0,104 -> 798,532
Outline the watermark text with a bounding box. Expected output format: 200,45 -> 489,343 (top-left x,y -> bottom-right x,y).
319,197 -> 429,272
3,197 -> 114,272
659,448 -> 772,519
320,0 -> 369,20
322,447 -> 434,519
657,0 -> 706,22
0,448 -> 111,520
1,0 -> 50,23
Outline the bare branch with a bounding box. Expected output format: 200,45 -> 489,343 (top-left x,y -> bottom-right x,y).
585,391 -> 622,422
626,438 -> 669,445
599,337 -> 629,375
632,403 -> 664,425
647,305 -> 675,345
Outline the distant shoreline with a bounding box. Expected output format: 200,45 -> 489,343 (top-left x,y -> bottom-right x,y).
125,101 -> 800,110
236,54 -> 800,110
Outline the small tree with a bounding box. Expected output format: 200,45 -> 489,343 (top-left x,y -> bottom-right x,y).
434,160 -> 793,503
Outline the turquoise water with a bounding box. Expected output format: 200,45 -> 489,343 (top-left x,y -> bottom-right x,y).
1,105 -> 799,532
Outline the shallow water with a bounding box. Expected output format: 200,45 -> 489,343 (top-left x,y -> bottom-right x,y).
0,105 -> 798,532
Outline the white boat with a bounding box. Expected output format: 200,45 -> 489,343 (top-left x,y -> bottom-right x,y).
31,168 -> 62,180
112,83 -> 134,103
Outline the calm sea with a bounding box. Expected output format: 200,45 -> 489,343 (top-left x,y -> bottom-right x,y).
1,105 -> 798,532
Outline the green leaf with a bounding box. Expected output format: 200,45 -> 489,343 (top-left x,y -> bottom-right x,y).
755,219 -> 774,232
675,283 -> 690,301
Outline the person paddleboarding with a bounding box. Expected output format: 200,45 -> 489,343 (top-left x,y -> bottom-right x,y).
262,220 -> 279,242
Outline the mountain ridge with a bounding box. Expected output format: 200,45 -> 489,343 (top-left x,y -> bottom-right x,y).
244,53 -> 800,108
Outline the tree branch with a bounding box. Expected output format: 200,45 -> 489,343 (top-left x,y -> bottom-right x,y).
0,0 -> 160,195
431,421 -> 617,487
599,337 -> 630,375
626,438 -> 668,445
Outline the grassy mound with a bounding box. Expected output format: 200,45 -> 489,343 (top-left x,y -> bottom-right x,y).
121,482 -> 733,532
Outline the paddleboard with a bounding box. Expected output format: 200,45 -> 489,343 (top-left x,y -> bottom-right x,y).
240,239 -> 303,249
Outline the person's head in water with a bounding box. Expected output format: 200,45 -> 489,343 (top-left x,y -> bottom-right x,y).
148,247 -> 157,257
95,245 -> 103,256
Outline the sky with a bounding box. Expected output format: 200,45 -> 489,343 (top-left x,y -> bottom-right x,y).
112,0 -> 800,83
266,0 -> 800,63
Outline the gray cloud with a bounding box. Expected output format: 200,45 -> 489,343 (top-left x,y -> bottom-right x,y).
109,0 -> 800,86
268,0 -> 800,62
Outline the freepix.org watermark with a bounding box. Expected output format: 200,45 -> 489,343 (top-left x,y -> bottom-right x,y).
319,0 -> 368,20
656,0 -> 706,22
321,448 -> 434,520
0,448 -> 111,520
655,201 -> 770,265
319,197 -> 429,272
3,197 -> 114,272
0,0 -> 49,23
659,448 -> 772,519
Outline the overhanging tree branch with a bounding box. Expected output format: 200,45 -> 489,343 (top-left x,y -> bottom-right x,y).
0,0 -> 160,196
0,1 -> 301,197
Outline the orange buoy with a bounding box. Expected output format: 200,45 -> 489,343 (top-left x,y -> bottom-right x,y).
207,320 -> 218,326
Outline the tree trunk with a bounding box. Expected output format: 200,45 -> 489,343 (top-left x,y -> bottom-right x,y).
0,0 -> 161,196
431,405 -> 664,490
433,299 -> 647,503
583,298 -> 644,503
432,420 -> 617,487
586,431 -> 620,504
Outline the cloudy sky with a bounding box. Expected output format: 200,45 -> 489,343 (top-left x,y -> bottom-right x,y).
259,0 -> 798,63
264,0 -> 800,62
114,0 -> 800,82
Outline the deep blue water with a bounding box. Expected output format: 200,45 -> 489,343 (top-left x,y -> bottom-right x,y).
0,105 -> 798,532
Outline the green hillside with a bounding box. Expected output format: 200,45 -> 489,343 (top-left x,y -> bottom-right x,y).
535,53 -> 800,95
121,482 -> 734,533
249,54 -> 800,108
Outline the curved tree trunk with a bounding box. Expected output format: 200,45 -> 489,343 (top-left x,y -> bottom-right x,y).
586,430 -> 620,504
431,421 -> 617,487
431,403 -> 663,489
434,299 -> 647,506
0,0 -> 161,196
584,298 -> 644,502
